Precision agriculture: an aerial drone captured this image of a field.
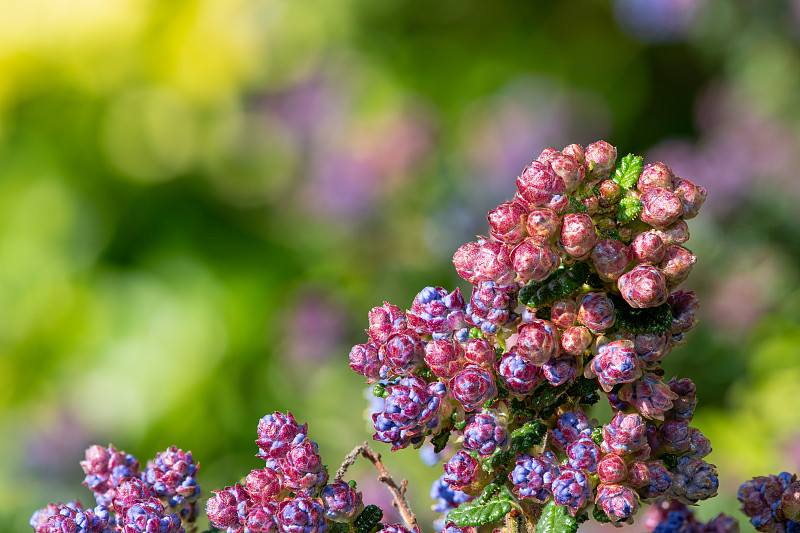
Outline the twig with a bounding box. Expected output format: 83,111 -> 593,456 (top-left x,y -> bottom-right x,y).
336,442 -> 419,531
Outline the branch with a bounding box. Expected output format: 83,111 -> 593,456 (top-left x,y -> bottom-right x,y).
337,442 -> 418,531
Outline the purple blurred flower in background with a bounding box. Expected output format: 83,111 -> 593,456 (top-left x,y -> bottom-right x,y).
284,288 -> 345,363
613,0 -> 705,43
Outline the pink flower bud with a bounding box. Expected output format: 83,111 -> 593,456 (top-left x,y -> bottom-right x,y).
525,208 -> 561,242
562,144 -> 585,164
551,299 -> 578,329
453,241 -> 480,283
511,238 -> 560,283
581,195 -> 599,214
516,320 -> 559,364
381,332 -> 424,376
618,375 -> 678,420
598,179 -> 622,207
537,147 -> 561,162
488,201 -> 528,244
548,153 -> 585,193
246,467 -> 283,505
349,343 -> 382,382
368,302 -> 407,344
598,454 -> 628,484
661,245 -> 696,284
631,231 -> 666,264
618,265 -> 668,308
637,162 -> 675,193
450,365 -> 497,411
591,239 -> 632,281
560,325 -> 593,355
577,292 -> 615,334
464,337 -> 496,367
640,187 -> 683,228
425,339 -> 464,379
560,214 -> 597,259
654,219 -> 690,244
585,140 -> 617,179
516,161 -> 567,209
674,178 -> 706,219
634,332 -> 670,364
588,340 -> 642,393
595,483 -> 640,523
626,461 -> 651,488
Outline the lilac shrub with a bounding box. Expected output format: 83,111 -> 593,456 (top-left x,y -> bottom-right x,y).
32,139 -> 799,533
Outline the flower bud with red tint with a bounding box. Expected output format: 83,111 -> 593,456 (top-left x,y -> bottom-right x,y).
488,201 -> 528,245
561,326 -> 593,356
599,180 -> 622,208
511,238 -> 560,283
631,231 -> 666,264
588,340 -> 642,393
516,320 -> 559,364
618,265 -> 668,308
453,241 -> 480,284
577,292 -> 615,334
598,454 -> 627,484
640,187 -> 683,228
595,483 -> 640,523
381,332 -> 425,377
473,238 -> 516,285
425,339 -> 464,379
450,365 -> 497,411
549,153 -> 585,193
591,239 -> 632,281
349,343 -> 382,382
496,349 -> 544,397
668,290 -> 699,334
368,302 -> 407,344
561,214 -> 597,259
585,140 -> 617,179
674,178 -> 707,219
634,332 -> 670,365
516,161 -> 567,210
661,245 -> 696,285
464,337 -> 496,367
637,162 -> 675,194
655,219 -> 690,244
525,208 -> 561,242
551,299 -> 577,329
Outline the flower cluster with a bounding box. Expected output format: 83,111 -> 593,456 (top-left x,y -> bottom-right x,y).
645,498 -> 739,533
31,443 -> 200,533
347,140 -> 718,527
738,472 -> 800,532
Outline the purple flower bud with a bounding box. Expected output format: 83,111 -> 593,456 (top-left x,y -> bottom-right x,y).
634,332 -> 670,365
549,153 -> 585,193
665,377 -> 697,422
674,178 -> 706,219
551,409 -> 592,450
207,484 -> 248,531
380,332 -> 425,377
585,141 -> 617,179
407,286 -> 466,338
632,231 -> 666,264
382,524 -> 420,533
349,343 -> 382,382
368,302 -> 407,344
641,187 -> 683,228
464,338 -> 496,367
123,498 -> 183,533
626,461 -> 651,488
591,239 -> 633,281
31,501 -> 114,533
587,340 -> 641,392
738,474 -> 792,531
463,412 -> 509,456
496,350 -> 544,397
668,290 -> 699,334
542,356 -> 579,386
618,265 -> 668,309
373,376 -> 446,450
453,241 -> 480,284
257,412 -> 308,461
672,457 -> 718,504
425,339 -> 464,379
488,201 -> 529,244
661,245 -> 696,285
511,238 -> 560,283
637,162 -> 675,194
450,365 -> 497,411
144,446 -> 201,507
560,214 -> 597,259
618,375 -> 678,420
516,161 -> 567,210
595,483 -> 640,523
525,208 -> 562,242
509,452 -> 559,502
245,502 -> 279,533
601,412 -> 649,457
687,428 -> 712,460
431,474 -> 471,514
567,437 -> 600,473
698,513 -> 742,533
245,467 -> 283,506
277,495 -> 326,533
80,444 -> 140,507
562,144 -> 585,164
281,438 -> 328,491
552,467 -> 592,516
551,299 -> 577,329
516,320 -> 559,364
560,326 -> 592,356
640,462 -> 673,501
658,421 -> 692,454
782,481 -> 800,523
320,480 -> 362,522
443,451 -> 481,492
597,454 -> 627,484
466,281 -> 519,336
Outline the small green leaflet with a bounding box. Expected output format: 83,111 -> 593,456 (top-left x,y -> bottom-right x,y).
611,153 -> 643,190
447,484 -> 516,527
536,500 -> 579,533
616,197 -> 642,223
353,505 -> 383,533
329,523 -> 350,533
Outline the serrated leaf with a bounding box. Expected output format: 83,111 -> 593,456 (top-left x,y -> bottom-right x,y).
611,153 -> 643,190
518,262 -> 590,309
510,422 -> 546,453
536,500 -> 579,533
431,426 -> 451,453
353,505 -> 383,533
448,485 -> 515,526
567,195 -> 588,213
330,523 -> 350,533
616,197 -> 642,223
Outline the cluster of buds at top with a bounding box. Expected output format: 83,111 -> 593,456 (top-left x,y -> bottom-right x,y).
31,443 -> 201,533
348,140 -> 717,529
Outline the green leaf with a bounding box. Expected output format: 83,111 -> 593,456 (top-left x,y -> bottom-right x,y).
611,153 -> 643,190
611,293 -> 673,333
431,425 -> 452,453
353,505 -> 383,533
567,195 -> 588,213
469,327 -> 485,339
536,500 -> 579,533
330,523 -> 350,533
616,197 -> 642,223
510,421 -> 546,453
592,505 -> 612,523
448,484 -> 515,527
518,262 -> 590,309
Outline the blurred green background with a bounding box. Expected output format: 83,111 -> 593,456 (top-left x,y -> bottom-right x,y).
2,0 -> 800,530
